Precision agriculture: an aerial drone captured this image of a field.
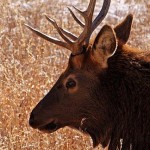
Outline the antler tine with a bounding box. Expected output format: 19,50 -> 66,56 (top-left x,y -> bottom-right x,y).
45,14 -> 77,41
45,15 -> 73,44
25,24 -> 70,50
72,6 -> 85,18
67,7 -> 84,28
59,27 -> 78,41
80,0 -> 111,43
73,0 -> 96,47
71,0 -> 110,33
85,0 -> 96,17
91,0 -> 111,33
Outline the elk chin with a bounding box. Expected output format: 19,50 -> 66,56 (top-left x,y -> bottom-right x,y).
85,128 -> 110,148
38,121 -> 60,133
80,120 -> 111,148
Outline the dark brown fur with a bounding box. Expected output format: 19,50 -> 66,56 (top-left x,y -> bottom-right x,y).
29,15 -> 150,150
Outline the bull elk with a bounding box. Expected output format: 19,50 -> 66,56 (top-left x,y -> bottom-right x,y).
26,0 -> 150,149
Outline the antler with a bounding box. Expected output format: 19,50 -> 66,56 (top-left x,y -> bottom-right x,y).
25,0 -> 111,55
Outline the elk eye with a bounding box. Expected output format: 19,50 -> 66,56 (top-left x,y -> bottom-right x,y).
66,80 -> 76,89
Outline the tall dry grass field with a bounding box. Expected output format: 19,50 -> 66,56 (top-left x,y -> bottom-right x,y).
0,0 -> 150,149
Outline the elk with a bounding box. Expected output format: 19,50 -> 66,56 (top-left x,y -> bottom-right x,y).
26,0 -> 150,149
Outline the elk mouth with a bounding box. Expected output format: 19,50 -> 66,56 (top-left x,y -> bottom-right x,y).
38,120 -> 60,133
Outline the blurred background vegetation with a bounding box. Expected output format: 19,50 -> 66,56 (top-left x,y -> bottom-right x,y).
0,0 -> 149,149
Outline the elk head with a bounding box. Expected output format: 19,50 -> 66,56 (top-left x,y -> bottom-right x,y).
26,0 -> 133,147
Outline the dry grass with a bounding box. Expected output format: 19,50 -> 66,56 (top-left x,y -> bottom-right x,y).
0,0 -> 149,150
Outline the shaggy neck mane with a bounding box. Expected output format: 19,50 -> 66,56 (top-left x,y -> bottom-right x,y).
91,45 -> 150,149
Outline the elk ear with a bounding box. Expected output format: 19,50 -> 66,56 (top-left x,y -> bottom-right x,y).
92,25 -> 117,67
114,14 -> 133,45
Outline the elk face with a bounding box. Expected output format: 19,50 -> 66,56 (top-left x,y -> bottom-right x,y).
26,0 -> 133,147
29,67 -> 100,133
29,25 -> 119,147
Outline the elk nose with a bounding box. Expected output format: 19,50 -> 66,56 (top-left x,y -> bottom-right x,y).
29,112 -> 37,128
